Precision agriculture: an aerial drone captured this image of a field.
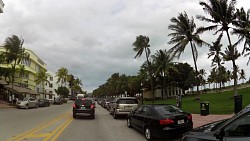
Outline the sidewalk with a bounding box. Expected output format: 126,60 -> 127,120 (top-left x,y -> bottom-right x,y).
192,114 -> 233,128
0,100 -> 15,108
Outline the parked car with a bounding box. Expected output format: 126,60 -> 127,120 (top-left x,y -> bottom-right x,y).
127,104 -> 193,140
73,98 -> 95,119
102,98 -> 114,109
54,97 -> 63,105
109,97 -> 138,119
38,99 -> 50,107
16,97 -> 38,109
182,107 -> 250,141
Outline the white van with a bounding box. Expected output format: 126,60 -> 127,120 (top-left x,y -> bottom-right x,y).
76,94 -> 85,99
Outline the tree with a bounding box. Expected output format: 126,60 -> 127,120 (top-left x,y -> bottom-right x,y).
56,67 -> 68,87
3,35 -> 30,104
55,86 -> 69,98
35,69 -> 50,99
133,35 -> 155,103
233,8 -> 250,65
151,49 -> 176,99
168,12 -> 206,99
197,0 -> 241,96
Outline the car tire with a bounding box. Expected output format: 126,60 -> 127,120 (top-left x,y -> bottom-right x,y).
25,104 -> 29,109
144,127 -> 153,141
127,118 -> 132,128
91,114 -> 95,119
109,109 -> 112,115
36,104 -> 38,108
73,114 -> 76,119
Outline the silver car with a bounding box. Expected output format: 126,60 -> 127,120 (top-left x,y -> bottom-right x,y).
16,97 -> 38,109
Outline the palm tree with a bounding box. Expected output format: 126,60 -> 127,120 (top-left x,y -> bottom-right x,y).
168,12 -> 206,99
198,69 -> 207,91
233,8 -> 250,65
133,35 -> 155,103
151,49 -> 176,99
238,69 -> 246,84
35,69 -> 50,99
3,35 -> 30,104
67,74 -> 75,97
197,0 -> 241,96
56,67 -> 68,87
16,64 -> 28,84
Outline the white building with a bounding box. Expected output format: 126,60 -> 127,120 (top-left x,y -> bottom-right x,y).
44,71 -> 60,98
44,71 -> 70,99
0,0 -> 4,13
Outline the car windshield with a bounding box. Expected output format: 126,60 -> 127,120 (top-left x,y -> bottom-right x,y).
155,105 -> 183,115
20,98 -> 28,101
38,99 -> 43,102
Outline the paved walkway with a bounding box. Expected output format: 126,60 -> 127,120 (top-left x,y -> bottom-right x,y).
0,100 -> 233,128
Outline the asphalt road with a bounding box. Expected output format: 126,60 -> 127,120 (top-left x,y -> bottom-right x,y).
0,101 -> 181,141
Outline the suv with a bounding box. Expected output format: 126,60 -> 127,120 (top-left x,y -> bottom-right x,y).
109,97 -> 138,119
73,98 -> 95,119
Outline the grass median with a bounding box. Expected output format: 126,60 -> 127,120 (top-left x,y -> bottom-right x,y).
144,87 -> 250,114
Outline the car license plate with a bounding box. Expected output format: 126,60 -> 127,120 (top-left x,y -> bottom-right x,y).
81,107 -> 85,109
178,119 -> 184,124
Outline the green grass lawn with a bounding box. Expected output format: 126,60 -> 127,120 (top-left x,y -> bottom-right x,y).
143,87 -> 250,114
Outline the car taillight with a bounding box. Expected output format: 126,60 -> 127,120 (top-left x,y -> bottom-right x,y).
91,104 -> 95,109
160,118 -> 174,125
188,114 -> 192,121
73,104 -> 76,108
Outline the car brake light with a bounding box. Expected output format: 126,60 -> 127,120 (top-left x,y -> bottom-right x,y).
188,114 -> 192,121
160,118 -> 174,125
91,104 -> 95,109
73,104 -> 76,108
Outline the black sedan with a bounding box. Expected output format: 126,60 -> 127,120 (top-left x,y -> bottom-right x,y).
38,99 -> 50,107
127,104 -> 193,140
182,107 -> 250,141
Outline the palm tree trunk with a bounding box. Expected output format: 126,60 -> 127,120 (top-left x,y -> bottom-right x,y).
190,42 -> 200,100
225,30 -> 238,96
145,48 -> 154,103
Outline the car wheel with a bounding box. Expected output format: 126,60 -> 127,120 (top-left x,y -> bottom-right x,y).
36,104 -> 38,108
25,104 -> 29,109
127,118 -> 132,128
144,127 -> 153,140
91,114 -> 95,119
73,114 -> 76,119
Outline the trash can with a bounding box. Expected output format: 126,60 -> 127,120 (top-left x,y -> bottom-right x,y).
200,101 -> 209,116
234,95 -> 242,114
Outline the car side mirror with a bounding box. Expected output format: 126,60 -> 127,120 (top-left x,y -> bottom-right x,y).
214,129 -> 225,140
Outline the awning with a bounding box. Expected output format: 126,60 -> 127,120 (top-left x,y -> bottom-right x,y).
4,85 -> 39,95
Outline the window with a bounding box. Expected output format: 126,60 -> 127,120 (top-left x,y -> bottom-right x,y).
224,112 -> 250,137
22,58 -> 31,66
49,77 -> 53,81
142,107 -> 152,116
49,95 -> 52,99
49,83 -> 53,88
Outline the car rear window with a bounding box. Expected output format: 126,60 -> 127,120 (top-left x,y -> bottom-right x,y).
118,99 -> 138,104
155,105 -> 183,115
75,99 -> 92,106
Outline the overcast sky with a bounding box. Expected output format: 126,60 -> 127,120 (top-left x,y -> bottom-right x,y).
1,0 -> 250,93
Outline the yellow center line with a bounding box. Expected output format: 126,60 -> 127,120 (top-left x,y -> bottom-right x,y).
6,112 -> 72,141
45,117 -> 73,141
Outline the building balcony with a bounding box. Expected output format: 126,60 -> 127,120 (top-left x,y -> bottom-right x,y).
0,0 -> 4,13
